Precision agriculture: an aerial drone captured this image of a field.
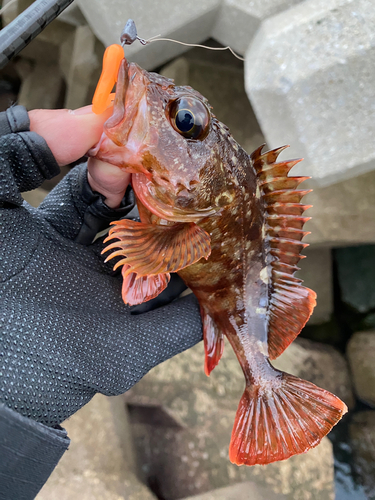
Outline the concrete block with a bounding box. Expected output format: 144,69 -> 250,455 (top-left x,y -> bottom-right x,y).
347,330 -> 375,406
349,411 -> 375,499
18,63 -> 64,110
245,0 -> 375,187
58,3 -> 87,27
125,343 -> 335,500
335,244 -> 375,314
161,57 -> 264,155
77,0 -> 221,70
63,25 -> 101,109
36,19 -> 75,48
297,247 -> 333,324
15,19 -> 75,66
181,481 -> 286,500
302,168 -> 375,246
36,394 -> 157,500
212,0 -> 303,54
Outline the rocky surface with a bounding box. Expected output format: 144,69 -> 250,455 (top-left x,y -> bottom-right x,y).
4,0 -> 375,194
18,63 -> 64,110
335,245 -> 375,313
273,338 -> 355,409
347,330 -> 375,406
245,0 -> 375,188
212,0 -> 303,54
62,24 -> 103,110
124,343 -> 335,500
349,411 -> 375,500
302,169 -> 375,246
36,394 -> 157,500
297,247 -> 332,325
77,0 -> 220,70
181,480 -> 286,499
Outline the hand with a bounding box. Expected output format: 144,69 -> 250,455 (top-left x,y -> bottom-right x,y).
0,105 -> 202,428
29,106 -> 131,208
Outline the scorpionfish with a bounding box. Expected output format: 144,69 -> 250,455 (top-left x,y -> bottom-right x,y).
91,55 -> 347,466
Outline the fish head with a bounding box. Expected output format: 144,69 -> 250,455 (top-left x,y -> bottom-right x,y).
92,58 -> 239,222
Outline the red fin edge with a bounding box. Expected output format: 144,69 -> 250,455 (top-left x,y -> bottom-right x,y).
229,373 -> 347,466
251,145 -> 315,358
121,265 -> 170,305
103,219 -> 211,276
268,280 -> 317,360
201,310 -> 224,376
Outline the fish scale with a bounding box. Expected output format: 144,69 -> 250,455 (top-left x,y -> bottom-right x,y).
90,53 -> 347,467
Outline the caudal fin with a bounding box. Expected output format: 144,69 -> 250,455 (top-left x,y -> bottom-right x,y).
229,373 -> 347,466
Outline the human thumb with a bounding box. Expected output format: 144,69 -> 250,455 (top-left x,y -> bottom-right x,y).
29,105 -> 113,166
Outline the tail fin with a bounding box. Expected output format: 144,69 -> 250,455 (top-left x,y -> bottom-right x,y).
229,372 -> 347,466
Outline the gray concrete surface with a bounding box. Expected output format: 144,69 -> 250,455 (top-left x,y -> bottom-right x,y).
77,0 -> 221,70
245,0 -> 375,187
36,394 -> 157,500
297,247 -> 333,325
125,343 -> 335,500
347,330 -> 375,406
182,480 -> 286,500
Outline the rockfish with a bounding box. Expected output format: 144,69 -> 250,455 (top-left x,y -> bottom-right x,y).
91,57 -> 347,466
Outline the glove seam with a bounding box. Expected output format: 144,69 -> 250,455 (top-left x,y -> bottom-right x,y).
18,132 -> 60,181
6,105 -> 30,133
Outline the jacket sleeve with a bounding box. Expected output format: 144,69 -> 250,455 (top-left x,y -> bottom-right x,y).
0,105 -> 135,245
0,106 -> 60,207
0,404 -> 70,500
37,164 -> 135,244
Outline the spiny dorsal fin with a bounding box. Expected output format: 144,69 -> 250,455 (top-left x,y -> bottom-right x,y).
251,145 -> 316,360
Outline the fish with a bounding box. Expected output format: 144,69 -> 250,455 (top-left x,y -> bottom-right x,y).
91,56 -> 348,466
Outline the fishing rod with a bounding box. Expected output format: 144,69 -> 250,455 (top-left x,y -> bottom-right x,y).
0,0 -> 75,69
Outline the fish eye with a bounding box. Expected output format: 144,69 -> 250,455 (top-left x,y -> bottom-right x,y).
168,97 -> 210,140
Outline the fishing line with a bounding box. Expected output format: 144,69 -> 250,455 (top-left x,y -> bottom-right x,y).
139,36 -> 245,62
120,19 -> 245,62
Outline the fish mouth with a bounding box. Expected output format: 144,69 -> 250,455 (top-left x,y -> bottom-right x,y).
132,173 -> 219,223
92,58 -> 219,223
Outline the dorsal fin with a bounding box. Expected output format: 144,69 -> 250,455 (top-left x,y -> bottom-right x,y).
251,145 -> 317,360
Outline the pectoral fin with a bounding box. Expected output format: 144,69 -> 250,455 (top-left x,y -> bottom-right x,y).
120,265 -> 170,305
102,219 -> 211,304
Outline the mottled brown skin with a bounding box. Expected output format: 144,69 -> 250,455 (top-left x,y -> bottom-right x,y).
93,58 -> 347,466
95,60 -> 276,386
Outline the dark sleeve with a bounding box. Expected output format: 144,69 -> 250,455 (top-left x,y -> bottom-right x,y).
0,105 -> 135,245
0,106 -> 60,207
37,163 -> 135,244
0,404 -> 70,500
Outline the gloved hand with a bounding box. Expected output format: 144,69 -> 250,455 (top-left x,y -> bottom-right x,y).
0,105 -> 203,429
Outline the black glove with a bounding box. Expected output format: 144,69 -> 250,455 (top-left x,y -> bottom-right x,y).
0,106 -> 203,429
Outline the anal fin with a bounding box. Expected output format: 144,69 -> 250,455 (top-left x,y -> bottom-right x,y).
202,309 -> 224,376
229,372 -> 347,466
268,272 -> 316,359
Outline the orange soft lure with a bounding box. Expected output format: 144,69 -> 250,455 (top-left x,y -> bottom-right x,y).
92,44 -> 123,114
89,50 -> 348,467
